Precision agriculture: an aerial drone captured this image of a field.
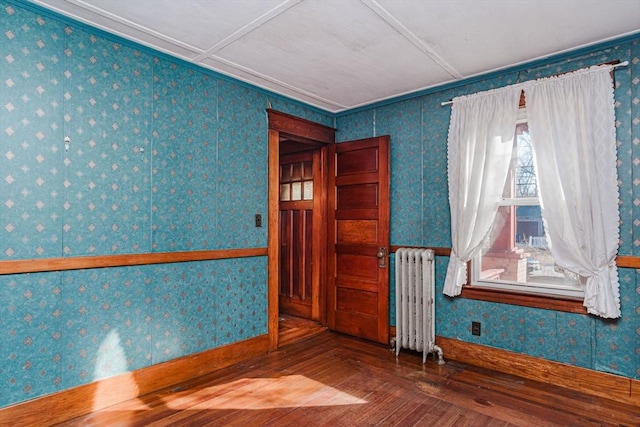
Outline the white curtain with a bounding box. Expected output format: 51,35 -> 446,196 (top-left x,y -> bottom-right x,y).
525,67 -> 621,318
443,88 -> 522,296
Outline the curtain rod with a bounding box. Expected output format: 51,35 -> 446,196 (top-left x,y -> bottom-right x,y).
440,60 -> 629,106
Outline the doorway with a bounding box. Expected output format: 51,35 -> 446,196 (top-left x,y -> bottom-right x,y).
267,110 -> 335,350
278,150 -> 318,319
267,110 -> 391,350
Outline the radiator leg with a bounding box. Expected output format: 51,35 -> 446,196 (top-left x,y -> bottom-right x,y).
433,345 -> 445,365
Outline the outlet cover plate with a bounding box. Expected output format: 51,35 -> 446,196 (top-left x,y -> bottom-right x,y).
472,321 -> 481,336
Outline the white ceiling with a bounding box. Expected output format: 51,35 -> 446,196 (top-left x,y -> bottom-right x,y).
32,0 -> 640,113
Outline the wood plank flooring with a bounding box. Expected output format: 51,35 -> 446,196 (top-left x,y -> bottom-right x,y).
278,314 -> 327,347
58,332 -> 639,426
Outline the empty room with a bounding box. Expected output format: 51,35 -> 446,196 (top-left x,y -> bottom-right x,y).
1,0 -> 639,425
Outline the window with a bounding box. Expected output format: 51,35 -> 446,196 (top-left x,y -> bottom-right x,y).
446,66 -> 621,318
471,113 -> 585,299
280,159 -> 313,202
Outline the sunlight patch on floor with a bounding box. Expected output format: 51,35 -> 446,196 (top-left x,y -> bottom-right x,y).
165,375 -> 367,410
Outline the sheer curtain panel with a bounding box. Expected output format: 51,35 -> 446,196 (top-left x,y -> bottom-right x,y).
525,67 -> 621,318
443,88 -> 522,297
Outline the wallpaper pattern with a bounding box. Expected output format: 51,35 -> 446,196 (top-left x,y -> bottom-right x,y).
356,43 -> 640,380
1,2 -> 64,259
1,0 -> 639,411
0,258 -> 268,407
0,0 -> 331,259
0,0 -> 326,408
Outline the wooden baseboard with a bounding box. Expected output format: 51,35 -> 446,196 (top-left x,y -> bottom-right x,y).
0,334 -> 269,426
435,336 -> 638,406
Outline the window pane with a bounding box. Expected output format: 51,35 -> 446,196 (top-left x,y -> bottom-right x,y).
292,163 -> 302,180
515,123 -> 537,198
280,183 -> 290,201
291,182 -> 302,201
476,120 -> 583,299
302,161 -> 313,179
303,180 -> 313,200
281,164 -> 292,182
479,205 -> 583,291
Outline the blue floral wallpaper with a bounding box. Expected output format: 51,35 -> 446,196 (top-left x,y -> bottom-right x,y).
152,60 -> 215,252
0,0 -> 329,408
1,2 -> 64,259
0,0 -> 330,259
349,42 -> 640,380
64,26 -> 153,256
1,0 -> 639,412
0,258 -> 267,407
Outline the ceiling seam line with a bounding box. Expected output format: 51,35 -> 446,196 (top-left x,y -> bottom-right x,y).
359,0 -> 463,80
193,0 -> 304,61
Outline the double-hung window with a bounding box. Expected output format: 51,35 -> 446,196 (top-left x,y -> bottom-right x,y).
445,65 -> 621,318
471,110 -> 585,299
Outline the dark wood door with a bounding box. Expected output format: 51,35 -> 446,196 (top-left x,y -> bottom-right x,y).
279,151 -> 319,319
327,136 -> 390,344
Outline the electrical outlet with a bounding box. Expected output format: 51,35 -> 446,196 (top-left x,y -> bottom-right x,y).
255,213 -> 262,228
471,321 -> 481,336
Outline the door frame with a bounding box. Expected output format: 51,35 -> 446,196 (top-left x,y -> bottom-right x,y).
267,109 -> 335,350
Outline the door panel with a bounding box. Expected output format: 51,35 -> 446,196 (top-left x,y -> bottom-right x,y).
336,288 -> 378,316
327,136 -> 390,344
337,184 -> 378,209
336,147 -> 379,174
279,208 -> 313,318
336,253 -> 378,280
336,220 -> 378,243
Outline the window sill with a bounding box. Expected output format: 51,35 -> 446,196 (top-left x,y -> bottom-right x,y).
459,286 -> 587,314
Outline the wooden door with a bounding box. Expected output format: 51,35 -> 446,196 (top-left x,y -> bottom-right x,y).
279,151 -> 319,320
327,136 -> 390,344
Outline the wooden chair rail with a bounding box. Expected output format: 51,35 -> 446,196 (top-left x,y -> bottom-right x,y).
389,245 -> 640,269
3,246 -> 637,276
390,245 -> 451,256
0,247 -> 268,275
389,245 -> 637,314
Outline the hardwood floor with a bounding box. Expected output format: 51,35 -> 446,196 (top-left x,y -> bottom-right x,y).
57,332 -> 638,427
278,314 -> 327,347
